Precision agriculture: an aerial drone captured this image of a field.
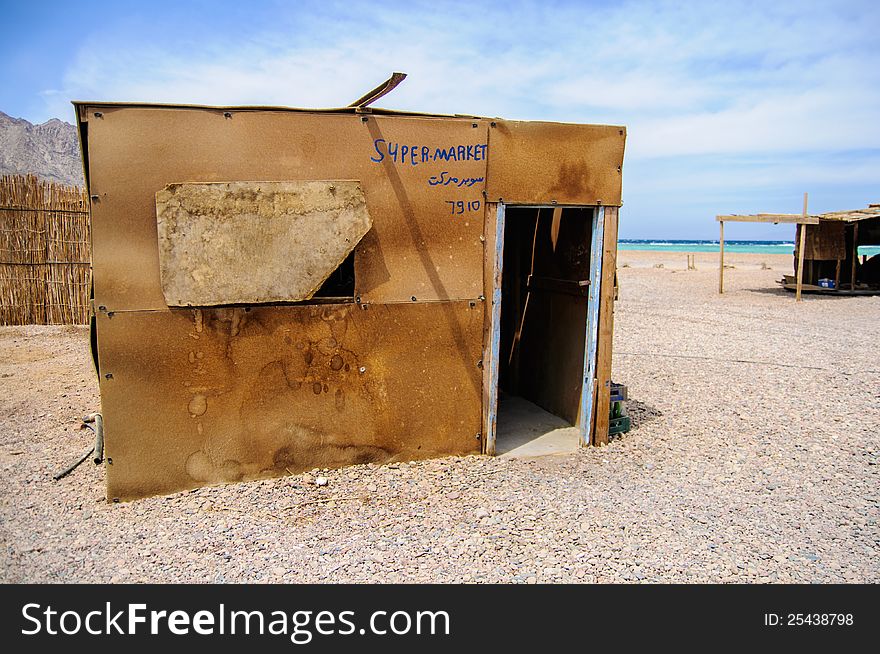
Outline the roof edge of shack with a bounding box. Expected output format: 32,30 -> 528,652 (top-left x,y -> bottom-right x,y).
72,101 -> 627,208
70,100 -> 626,129
71,100 -> 479,119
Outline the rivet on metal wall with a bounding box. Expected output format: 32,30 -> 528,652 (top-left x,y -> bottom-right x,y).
104,373 -> 113,379
361,116 -> 369,122
476,359 -> 483,369
90,195 -> 100,202
98,305 -> 107,312
223,112 -> 232,119
107,458 -> 113,465
475,433 -> 482,440
472,123 -> 478,128
94,112 -> 103,118
355,296 -> 361,304
490,122 -> 496,127
478,295 -> 485,301
359,366 -> 367,374
410,296 -> 417,302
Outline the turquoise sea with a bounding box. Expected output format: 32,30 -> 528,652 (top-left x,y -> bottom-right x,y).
619,239 -> 880,257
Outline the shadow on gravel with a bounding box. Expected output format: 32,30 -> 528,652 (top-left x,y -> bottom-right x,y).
743,287 -> 790,297
745,286 -> 851,300
626,398 -> 663,430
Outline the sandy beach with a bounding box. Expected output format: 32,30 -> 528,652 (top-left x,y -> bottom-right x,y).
619,248 -> 793,271
1,252 -> 878,583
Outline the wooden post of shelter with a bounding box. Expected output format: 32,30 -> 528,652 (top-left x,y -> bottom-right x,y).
850,222 -> 859,289
796,192 -> 808,302
718,220 -> 724,294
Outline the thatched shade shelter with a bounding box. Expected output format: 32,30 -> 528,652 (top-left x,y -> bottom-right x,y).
717,198 -> 880,299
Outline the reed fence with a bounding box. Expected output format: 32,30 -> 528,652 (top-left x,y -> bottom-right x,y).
0,174 -> 90,325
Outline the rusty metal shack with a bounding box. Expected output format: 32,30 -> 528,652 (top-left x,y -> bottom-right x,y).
74,95 -> 626,501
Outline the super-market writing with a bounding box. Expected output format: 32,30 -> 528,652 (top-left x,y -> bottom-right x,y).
370,139 -> 488,165
428,171 -> 484,188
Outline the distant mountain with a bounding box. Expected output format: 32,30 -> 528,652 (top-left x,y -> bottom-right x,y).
0,111 -> 83,187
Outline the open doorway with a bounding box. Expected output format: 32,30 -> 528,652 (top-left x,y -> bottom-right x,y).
495,206 -> 594,456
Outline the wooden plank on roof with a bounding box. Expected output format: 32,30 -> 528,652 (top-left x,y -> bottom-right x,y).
715,213 -> 819,224
817,208 -> 880,222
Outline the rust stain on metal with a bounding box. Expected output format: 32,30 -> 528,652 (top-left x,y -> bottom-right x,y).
97,302 -> 482,500
486,120 -> 625,206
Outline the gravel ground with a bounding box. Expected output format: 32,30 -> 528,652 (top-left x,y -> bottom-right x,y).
1,251 -> 878,583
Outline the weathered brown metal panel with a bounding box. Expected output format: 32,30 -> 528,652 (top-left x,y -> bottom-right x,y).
485,121 -> 625,206
97,302 -> 483,500
156,180 -> 372,306
84,106 -> 489,311
357,116 -> 490,304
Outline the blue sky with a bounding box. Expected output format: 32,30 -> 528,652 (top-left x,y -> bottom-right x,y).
2,0 -> 878,239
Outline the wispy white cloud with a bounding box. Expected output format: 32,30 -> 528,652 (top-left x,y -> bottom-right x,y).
46,0 -> 880,154
29,0 -> 880,236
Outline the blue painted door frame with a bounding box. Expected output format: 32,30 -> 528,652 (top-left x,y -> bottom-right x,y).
484,204 -> 603,454
580,206 -> 605,445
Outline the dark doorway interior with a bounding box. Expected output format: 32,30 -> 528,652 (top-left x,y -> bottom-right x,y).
496,206 -> 593,453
